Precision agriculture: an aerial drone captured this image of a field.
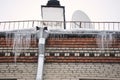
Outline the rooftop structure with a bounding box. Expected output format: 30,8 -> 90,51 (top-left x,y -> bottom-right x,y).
47,0 -> 61,6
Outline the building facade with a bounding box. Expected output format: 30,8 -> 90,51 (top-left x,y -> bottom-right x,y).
0,0 -> 120,80
0,28 -> 120,80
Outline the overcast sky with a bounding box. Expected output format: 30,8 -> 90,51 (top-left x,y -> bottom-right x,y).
0,0 -> 120,21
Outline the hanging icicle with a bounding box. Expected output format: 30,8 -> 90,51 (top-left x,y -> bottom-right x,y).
12,29 -> 35,63
96,31 -> 114,53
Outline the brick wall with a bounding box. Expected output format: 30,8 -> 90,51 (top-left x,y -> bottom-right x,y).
44,63 -> 120,80
0,37 -> 38,48
0,63 -> 37,80
46,37 -> 120,48
0,63 -> 120,80
0,37 -> 120,63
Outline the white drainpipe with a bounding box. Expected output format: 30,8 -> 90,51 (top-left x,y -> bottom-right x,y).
36,27 -> 48,80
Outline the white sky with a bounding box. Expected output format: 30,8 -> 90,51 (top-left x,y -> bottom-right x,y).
0,0 -> 120,21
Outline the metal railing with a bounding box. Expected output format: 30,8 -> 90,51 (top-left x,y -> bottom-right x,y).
0,20 -> 120,31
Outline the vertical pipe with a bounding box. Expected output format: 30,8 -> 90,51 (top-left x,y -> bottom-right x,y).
36,38 -> 45,80
36,27 -> 48,80
63,7 -> 66,29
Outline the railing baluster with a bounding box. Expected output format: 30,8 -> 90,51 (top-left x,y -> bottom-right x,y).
108,23 -> 109,30
22,21 -> 25,29
17,22 -> 20,30
32,21 -> 34,27
113,22 -> 114,30
8,22 -> 10,30
98,22 -> 100,30
118,23 -> 120,30
3,23 -> 6,30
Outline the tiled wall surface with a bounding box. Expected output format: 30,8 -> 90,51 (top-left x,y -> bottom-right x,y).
0,63 -> 120,80
43,63 -> 120,80
0,63 -> 37,80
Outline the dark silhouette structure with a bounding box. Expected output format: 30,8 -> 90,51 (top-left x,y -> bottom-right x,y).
47,0 -> 60,6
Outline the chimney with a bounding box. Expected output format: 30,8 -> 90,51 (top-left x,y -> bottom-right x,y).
41,0 -> 66,30
47,0 -> 60,7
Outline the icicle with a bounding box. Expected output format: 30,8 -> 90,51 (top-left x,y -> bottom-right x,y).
12,29 -> 35,63
6,32 -> 12,47
97,31 -> 114,53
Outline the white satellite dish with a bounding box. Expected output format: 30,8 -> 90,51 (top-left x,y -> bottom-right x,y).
72,10 -> 90,21
71,10 -> 93,29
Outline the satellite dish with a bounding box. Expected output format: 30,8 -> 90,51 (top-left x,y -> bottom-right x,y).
72,10 -> 90,21
71,10 -> 93,29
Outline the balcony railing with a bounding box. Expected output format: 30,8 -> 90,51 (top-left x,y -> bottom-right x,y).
0,20 -> 120,31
